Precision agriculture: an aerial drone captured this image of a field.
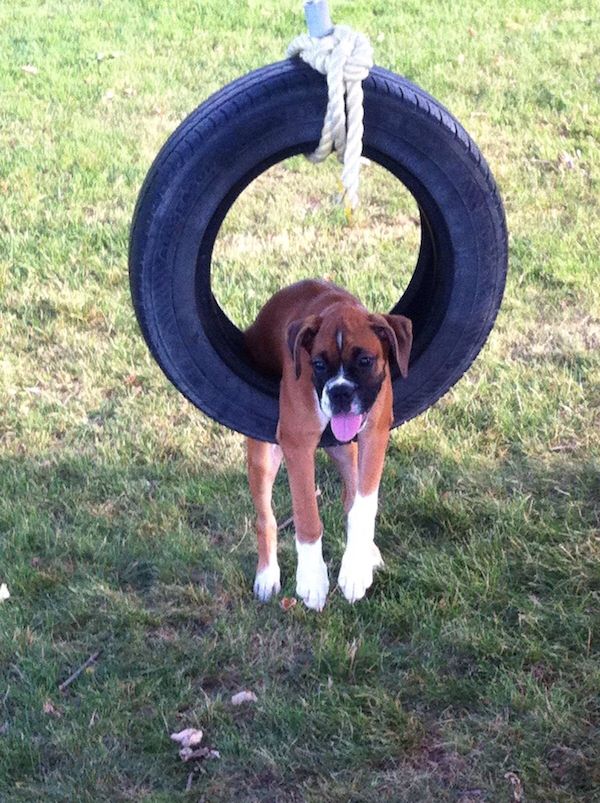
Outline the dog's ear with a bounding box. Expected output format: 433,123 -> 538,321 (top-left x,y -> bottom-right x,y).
369,313 -> 413,378
287,315 -> 322,379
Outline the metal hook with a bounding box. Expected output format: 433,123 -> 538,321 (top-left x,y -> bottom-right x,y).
304,0 -> 334,38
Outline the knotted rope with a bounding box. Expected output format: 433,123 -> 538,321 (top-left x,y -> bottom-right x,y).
287,24 -> 373,213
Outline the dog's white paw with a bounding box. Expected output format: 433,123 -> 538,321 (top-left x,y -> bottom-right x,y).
296,562 -> 329,610
253,562 -> 281,602
338,543 -> 384,603
295,539 -> 330,611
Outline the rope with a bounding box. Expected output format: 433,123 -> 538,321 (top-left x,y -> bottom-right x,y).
287,24 -> 373,214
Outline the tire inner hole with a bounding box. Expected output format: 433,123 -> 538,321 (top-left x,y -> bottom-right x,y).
211,155 -> 422,337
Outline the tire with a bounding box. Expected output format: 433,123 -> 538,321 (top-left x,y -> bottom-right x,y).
129,59 -> 507,447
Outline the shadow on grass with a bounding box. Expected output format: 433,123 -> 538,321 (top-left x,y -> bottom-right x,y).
0,444 -> 598,801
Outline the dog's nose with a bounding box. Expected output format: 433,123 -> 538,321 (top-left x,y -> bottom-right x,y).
328,382 -> 355,412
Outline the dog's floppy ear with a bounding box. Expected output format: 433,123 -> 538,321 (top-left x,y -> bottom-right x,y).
369,313 -> 413,378
287,315 -> 322,379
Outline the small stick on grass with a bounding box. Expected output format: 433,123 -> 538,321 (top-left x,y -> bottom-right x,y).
185,771 -> 197,791
277,513 -> 294,532
278,488 -> 321,532
58,650 -> 101,693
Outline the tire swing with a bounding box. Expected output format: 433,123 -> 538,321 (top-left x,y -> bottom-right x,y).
129,2 -> 508,448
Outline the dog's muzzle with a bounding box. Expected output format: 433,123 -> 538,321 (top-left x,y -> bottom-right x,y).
326,381 -> 358,415
320,378 -> 368,442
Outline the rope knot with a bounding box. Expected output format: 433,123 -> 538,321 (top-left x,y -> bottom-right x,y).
287,24 -> 373,211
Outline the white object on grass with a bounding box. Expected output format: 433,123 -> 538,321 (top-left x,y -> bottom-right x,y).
170,728 -> 204,748
231,690 -> 258,705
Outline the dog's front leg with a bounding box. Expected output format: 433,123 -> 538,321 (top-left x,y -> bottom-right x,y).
325,442 -> 358,513
338,427 -> 388,603
282,443 -> 330,611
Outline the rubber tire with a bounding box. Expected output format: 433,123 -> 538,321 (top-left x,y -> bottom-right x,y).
129,59 -> 507,447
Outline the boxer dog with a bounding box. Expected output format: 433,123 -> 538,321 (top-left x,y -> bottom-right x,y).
244,279 -> 412,610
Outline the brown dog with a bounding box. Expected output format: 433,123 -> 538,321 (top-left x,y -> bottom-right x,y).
244,279 -> 412,610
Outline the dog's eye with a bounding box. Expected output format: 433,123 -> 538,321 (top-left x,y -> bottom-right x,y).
312,358 -> 327,373
357,355 -> 374,368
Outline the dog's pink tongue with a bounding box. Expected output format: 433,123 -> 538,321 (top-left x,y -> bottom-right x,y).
331,413 -> 362,442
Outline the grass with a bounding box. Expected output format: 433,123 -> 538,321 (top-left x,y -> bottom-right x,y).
1,0 -> 599,800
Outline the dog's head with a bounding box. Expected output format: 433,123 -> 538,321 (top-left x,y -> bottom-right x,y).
287,305 -> 412,441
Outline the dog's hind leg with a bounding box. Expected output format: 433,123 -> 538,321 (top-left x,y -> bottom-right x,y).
247,438 -> 283,602
325,442 -> 358,514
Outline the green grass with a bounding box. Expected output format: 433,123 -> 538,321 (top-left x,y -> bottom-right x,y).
1,0 -> 599,800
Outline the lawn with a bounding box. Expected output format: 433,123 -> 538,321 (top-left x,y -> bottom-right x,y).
1,0 -> 599,801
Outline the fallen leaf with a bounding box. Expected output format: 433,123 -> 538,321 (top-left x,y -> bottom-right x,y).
21,65 -> 39,75
558,151 -> 576,170
280,596 -> 297,611
123,375 -> 143,396
180,746 -> 220,762
231,690 -> 257,706
180,746 -> 204,761
504,771 -> 524,802
95,50 -> 124,61
171,727 -> 219,763
170,727 -> 203,748
347,638 -> 359,666
43,700 -> 62,718
505,20 -> 523,32
0,583 -> 9,602
529,594 -> 542,608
